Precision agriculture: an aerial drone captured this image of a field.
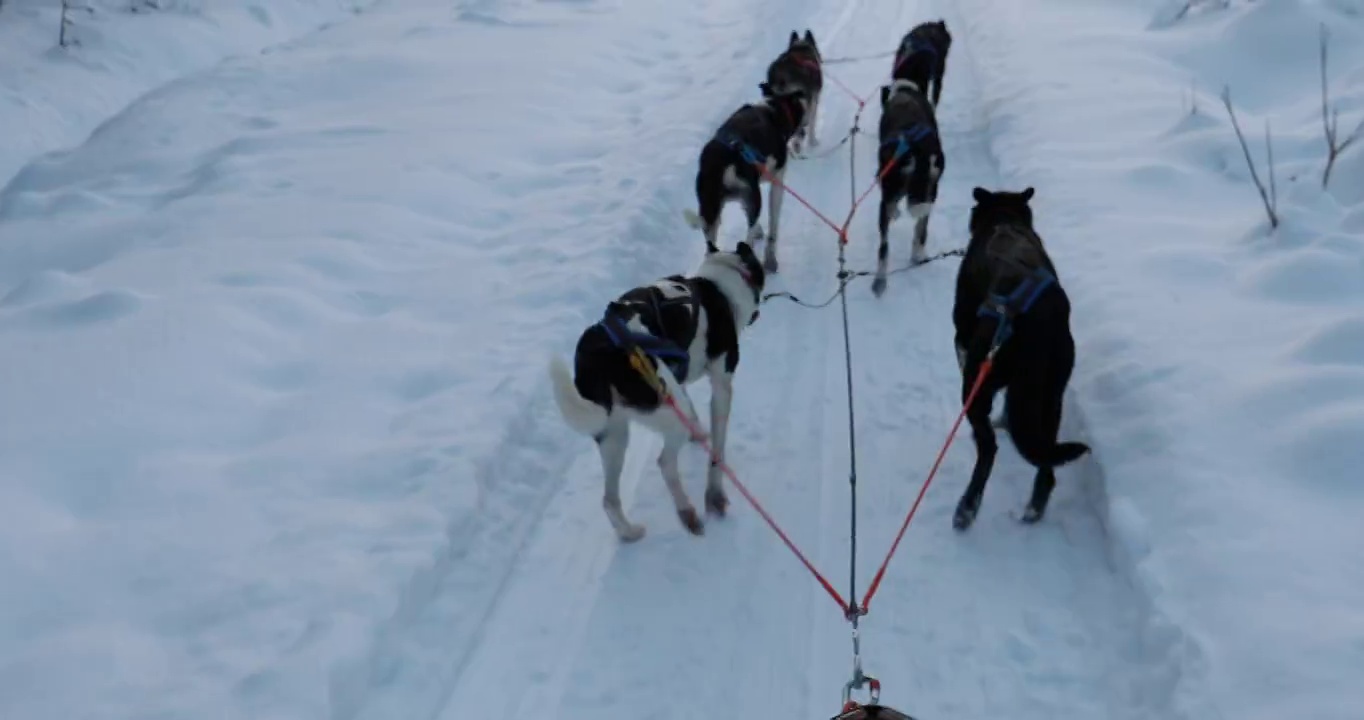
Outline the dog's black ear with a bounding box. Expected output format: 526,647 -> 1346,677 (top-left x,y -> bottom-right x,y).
736,241 -> 755,260
758,81 -> 772,97
789,30 -> 799,46
973,187 -> 992,203
879,85 -> 890,106
1021,186 -> 1035,202
803,29 -> 815,43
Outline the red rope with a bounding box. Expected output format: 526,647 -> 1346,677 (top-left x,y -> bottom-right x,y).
860,358 -> 995,612
663,396 -> 850,613
680,65 -> 973,624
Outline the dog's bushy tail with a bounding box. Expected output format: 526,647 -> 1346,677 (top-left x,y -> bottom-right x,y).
1050,441 -> 1090,466
1012,435 -> 1091,468
548,356 -> 609,437
1004,396 -> 1092,469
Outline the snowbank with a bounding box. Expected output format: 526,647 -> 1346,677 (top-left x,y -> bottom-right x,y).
951,0 -> 1364,717
0,0 -> 369,189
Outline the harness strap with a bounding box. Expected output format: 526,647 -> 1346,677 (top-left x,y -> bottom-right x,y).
715,129 -> 767,166
976,267 -> 1054,349
599,292 -> 697,386
879,124 -> 936,161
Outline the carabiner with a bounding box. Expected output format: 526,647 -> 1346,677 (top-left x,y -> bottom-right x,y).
841,668 -> 881,707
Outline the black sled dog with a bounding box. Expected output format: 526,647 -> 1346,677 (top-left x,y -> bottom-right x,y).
683,89 -> 810,273
765,29 -> 823,154
548,243 -> 767,542
892,20 -> 952,107
872,78 -> 944,296
950,187 -> 1090,530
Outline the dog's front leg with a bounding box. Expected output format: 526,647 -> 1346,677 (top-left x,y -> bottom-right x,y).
659,433 -> 703,535
764,167 -> 785,273
704,366 -> 734,516
597,422 -> 646,542
911,214 -> 930,264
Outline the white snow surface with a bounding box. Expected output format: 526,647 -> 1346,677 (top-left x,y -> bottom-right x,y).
0,0 -> 1361,718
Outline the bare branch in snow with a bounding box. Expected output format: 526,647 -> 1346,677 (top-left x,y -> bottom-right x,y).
1321,23 -> 1362,189
1221,85 -> 1279,230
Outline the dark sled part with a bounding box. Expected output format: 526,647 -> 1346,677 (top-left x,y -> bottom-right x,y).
831,705 -> 919,720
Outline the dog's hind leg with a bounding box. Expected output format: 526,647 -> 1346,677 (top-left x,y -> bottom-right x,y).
1021,468 -> 1057,525
763,167 -> 785,273
908,157 -> 939,264
806,90 -> 821,148
703,365 -> 735,517
1008,394 -> 1084,524
872,193 -> 895,296
740,178 -> 765,247
953,368 -> 1000,531
659,433 -> 704,535
597,421 -> 646,542
696,169 -> 726,254
910,213 -> 930,264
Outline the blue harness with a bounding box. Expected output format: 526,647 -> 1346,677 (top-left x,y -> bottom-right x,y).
714,129 -> 767,167
880,123 -> 936,162
976,266 -> 1055,349
597,294 -> 696,384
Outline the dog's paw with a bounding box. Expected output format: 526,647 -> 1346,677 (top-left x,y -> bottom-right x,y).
678,507 -> 705,535
1018,504 -> 1045,525
952,494 -> 981,531
747,224 -> 765,242
617,524 -> 647,543
705,486 -> 729,517
763,248 -> 779,273
871,275 -> 887,297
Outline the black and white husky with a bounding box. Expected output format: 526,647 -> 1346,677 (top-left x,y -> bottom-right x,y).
683,89 -> 810,274
893,20 -> 952,107
548,243 -> 767,542
765,29 -> 823,153
872,78 -> 944,296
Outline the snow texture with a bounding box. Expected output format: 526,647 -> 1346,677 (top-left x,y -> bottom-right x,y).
0,0 -> 1360,718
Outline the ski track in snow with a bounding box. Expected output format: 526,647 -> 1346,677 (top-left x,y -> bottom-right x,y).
353,1 -> 1161,720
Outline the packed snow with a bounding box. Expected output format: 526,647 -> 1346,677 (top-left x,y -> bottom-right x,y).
0,0 -> 1360,718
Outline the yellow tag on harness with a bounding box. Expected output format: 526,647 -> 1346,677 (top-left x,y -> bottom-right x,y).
628,347 -> 669,398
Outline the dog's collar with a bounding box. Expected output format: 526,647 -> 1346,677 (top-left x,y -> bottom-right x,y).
767,98 -> 797,132
887,78 -> 921,96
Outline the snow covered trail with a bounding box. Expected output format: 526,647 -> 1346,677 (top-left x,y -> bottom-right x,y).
411,1 -> 1159,719
0,0 -> 822,718
0,0 -> 1187,716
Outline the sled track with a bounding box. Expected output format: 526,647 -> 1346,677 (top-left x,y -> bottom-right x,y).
340,0 -> 1197,717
